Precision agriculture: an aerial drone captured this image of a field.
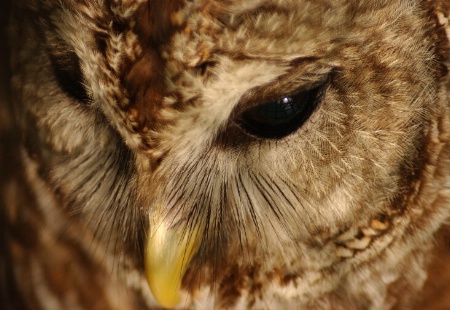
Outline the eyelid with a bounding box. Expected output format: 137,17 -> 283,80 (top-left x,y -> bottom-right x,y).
229,67 -> 331,124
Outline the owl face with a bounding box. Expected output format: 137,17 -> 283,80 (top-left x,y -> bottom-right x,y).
11,0 -> 449,308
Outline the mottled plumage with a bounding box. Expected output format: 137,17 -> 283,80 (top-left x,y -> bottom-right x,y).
1,0 -> 450,309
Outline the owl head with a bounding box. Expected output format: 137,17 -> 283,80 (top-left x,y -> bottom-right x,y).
9,0 -> 450,308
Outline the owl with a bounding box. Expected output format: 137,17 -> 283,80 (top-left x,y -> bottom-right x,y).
1,0 -> 450,309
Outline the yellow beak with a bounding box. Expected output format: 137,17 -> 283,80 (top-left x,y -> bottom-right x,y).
144,215 -> 202,308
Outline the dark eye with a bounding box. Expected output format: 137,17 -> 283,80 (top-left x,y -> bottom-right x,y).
49,49 -> 90,104
237,83 -> 326,139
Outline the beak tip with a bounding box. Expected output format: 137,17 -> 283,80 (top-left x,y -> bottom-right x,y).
146,276 -> 181,309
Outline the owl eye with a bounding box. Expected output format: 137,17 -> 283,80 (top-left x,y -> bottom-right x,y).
237,83 -> 325,139
49,49 -> 91,104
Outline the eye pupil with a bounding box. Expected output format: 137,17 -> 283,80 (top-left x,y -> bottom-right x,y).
237,83 -> 326,139
258,96 -> 299,121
